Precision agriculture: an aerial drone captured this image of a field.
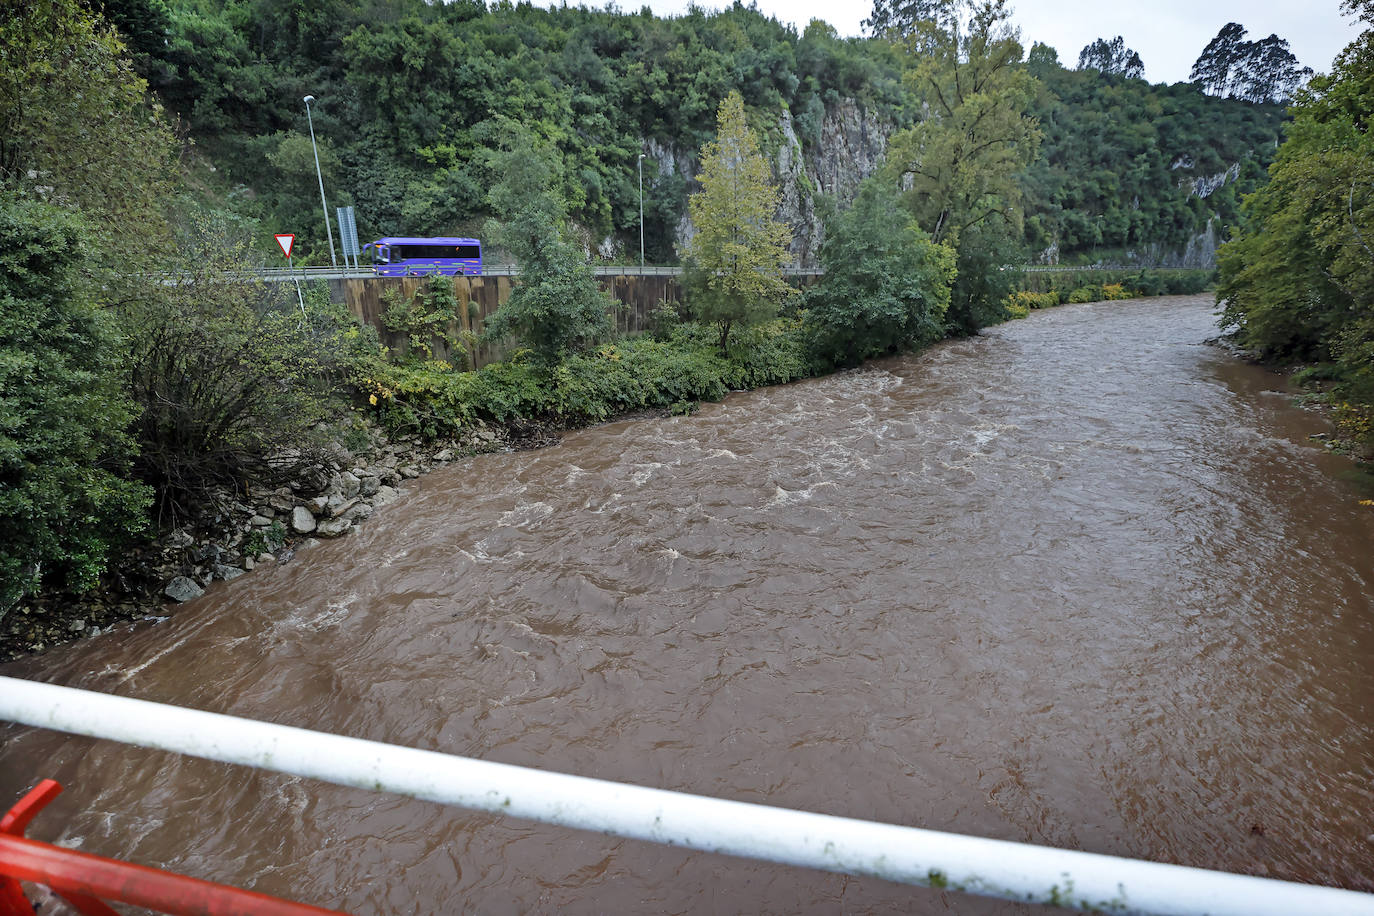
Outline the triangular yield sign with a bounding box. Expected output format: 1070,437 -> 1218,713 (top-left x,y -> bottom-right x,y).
275,234 -> 295,258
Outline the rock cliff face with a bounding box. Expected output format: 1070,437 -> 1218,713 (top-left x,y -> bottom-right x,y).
644,98 -> 897,267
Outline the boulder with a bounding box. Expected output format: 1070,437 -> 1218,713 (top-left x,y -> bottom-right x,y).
165,577 -> 205,602
214,564 -> 246,581
342,501 -> 374,522
291,505 -> 317,534
315,517 -> 352,538
337,470 -> 362,498
358,475 -> 381,497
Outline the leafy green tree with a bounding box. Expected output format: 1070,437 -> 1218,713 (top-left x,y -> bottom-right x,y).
1077,36 -> 1144,79
863,0 -> 954,39
1217,13 -> 1374,364
1190,23 -> 1249,96
1191,24 -> 1311,103
884,0 -> 1039,333
0,199 -> 151,611
481,136 -> 615,361
1236,35 -> 1312,104
685,91 -> 794,353
807,178 -> 956,364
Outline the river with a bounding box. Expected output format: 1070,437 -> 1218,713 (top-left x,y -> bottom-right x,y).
2,294 -> 1372,913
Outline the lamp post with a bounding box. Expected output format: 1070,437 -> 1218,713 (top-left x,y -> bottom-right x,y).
638,153 -> 646,269
302,95 -> 338,267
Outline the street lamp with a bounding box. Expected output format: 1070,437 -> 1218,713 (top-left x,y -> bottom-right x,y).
302,95 -> 338,268
638,153 -> 646,269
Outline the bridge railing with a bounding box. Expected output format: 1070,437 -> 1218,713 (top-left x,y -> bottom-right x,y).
1,677 -> 1370,916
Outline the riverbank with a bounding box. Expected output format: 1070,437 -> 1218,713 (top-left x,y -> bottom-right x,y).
1,290 -> 1323,665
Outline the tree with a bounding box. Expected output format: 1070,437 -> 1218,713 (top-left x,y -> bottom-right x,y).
1077,36 -> 1144,79
0,199 -> 151,612
1217,13 -> 1373,366
883,0 -> 1039,333
808,178 -> 956,364
1190,23 -> 1249,96
1235,35 -> 1312,104
481,134 -> 615,361
863,0 -> 954,38
1191,24 -> 1311,103
684,91 -> 794,353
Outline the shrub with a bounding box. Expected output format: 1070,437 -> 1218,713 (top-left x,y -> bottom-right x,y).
123,217 -> 379,516
807,178 -> 955,365
0,199 -> 151,610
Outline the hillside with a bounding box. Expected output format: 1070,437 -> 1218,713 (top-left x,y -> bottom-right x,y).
129,0 -> 1286,267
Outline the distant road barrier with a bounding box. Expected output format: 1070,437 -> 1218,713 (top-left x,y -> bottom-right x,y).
244,265 -> 825,282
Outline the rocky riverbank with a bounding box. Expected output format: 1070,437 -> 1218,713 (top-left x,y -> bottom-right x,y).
0,418 -> 525,663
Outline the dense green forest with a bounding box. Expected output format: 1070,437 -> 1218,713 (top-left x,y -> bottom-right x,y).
111,0 -> 1287,266
1,0 -> 1366,631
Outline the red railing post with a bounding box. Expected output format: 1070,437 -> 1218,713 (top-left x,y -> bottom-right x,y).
0,780 -> 351,916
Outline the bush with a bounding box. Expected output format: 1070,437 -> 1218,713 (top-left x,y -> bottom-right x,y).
366,319 -> 817,436
124,217 -> 380,515
807,179 -> 955,365
0,199 -> 151,609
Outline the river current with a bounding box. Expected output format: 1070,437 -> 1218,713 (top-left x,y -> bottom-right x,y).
2,294 -> 1372,913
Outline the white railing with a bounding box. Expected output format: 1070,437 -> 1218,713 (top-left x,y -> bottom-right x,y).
1,677 -> 1369,916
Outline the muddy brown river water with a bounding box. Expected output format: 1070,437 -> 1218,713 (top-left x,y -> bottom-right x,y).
2,294 -> 1373,913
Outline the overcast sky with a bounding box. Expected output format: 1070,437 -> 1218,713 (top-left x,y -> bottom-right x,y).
570,1 -> 1363,85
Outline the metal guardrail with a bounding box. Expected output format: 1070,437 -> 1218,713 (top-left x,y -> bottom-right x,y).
246,265 -> 825,281
168,265 -> 1195,283
1022,265 -> 1206,272
1,677 -> 1371,916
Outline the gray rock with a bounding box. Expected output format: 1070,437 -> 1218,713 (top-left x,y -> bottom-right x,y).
315,517 -> 352,538
433,448 -> 454,462
243,556 -> 255,571
166,528 -> 195,549
342,501 -> 374,522
358,475 -> 381,497
257,506 -> 276,519
373,485 -> 399,506
267,495 -> 295,513
165,576 -> 205,602
250,515 -> 272,528
257,553 -> 276,564
214,564 -> 247,581
297,466 -> 331,493
291,505 -> 318,534
69,618 -> 86,632
476,429 -> 497,443
332,497 -> 360,518
399,465 -> 420,479
338,470 -> 361,498
305,495 -> 329,514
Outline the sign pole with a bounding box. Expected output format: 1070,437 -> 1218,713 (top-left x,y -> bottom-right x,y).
275,234 -> 306,318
